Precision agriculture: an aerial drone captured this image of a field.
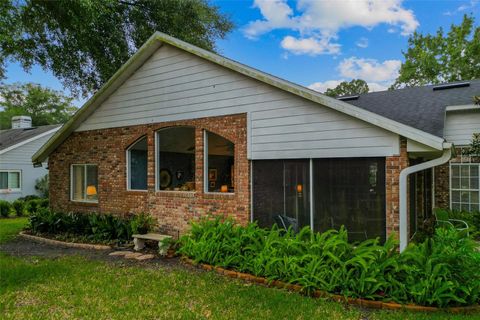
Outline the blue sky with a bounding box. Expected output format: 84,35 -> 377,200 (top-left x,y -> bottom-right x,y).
4,0 -> 479,106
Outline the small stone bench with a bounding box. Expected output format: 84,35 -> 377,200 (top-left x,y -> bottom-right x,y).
133,233 -> 172,255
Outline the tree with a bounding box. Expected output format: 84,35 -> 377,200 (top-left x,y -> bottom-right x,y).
393,15 -> 480,88
1,0 -> 233,97
0,83 -> 77,129
324,79 -> 369,97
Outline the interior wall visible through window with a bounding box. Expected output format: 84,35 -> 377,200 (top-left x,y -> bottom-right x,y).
205,131 -> 235,193
127,137 -> 147,190
157,127 -> 195,191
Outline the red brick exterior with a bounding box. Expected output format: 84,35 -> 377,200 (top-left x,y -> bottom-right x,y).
385,137 -> 409,238
48,113 -> 250,237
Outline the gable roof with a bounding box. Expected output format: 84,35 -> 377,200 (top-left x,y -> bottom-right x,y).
345,80 -> 480,138
32,32 -> 448,164
0,124 -> 61,155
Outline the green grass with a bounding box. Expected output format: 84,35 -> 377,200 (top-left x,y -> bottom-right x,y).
0,218 -> 478,319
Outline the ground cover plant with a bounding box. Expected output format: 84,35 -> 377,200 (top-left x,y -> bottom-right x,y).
0,218 -> 476,320
179,218 -> 480,308
27,209 -> 155,245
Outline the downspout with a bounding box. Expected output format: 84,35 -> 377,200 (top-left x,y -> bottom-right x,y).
399,142 -> 452,252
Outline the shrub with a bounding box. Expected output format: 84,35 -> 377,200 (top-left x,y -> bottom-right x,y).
130,212 -> 155,234
25,198 -> 49,215
0,200 -> 12,217
35,174 -> 49,198
18,195 -> 41,202
179,217 -> 480,307
12,200 -> 25,217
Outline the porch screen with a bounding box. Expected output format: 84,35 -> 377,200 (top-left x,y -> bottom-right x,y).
313,158 -> 386,242
252,160 -> 310,229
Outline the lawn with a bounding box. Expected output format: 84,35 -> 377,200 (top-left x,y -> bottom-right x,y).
0,218 -> 477,320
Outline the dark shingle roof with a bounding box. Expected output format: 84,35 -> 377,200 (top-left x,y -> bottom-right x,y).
0,124 -> 61,152
343,80 -> 480,138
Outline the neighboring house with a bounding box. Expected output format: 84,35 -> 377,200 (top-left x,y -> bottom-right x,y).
0,116 -> 60,201
32,32 -> 480,251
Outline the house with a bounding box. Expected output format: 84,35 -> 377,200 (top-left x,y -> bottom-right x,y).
32,32 -> 480,251
1,116 -> 60,201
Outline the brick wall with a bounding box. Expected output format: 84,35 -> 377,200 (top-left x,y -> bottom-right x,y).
48,113 -> 250,237
385,137 -> 409,238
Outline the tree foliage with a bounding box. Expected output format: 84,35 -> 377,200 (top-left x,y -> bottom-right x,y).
1,0 -> 233,96
393,15 -> 480,88
324,79 -> 369,97
0,83 -> 77,129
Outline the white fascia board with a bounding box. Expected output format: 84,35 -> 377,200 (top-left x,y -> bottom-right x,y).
0,127 -> 60,156
445,104 -> 480,112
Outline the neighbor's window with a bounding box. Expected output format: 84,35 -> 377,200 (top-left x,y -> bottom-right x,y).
0,170 -> 21,192
205,131 -> 234,193
71,164 -> 98,202
127,137 -> 147,190
157,127 -> 195,191
450,164 -> 479,212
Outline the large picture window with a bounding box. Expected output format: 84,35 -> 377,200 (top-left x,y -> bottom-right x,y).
205,131 -> 235,193
450,164 -> 479,212
71,164 -> 98,202
0,170 -> 21,192
127,137 -> 147,190
157,127 -> 195,191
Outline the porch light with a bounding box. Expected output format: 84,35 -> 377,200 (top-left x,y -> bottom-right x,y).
86,185 -> 97,196
296,184 -> 303,193
220,185 -> 228,193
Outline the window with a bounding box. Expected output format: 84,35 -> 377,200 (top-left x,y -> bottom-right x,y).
157,127 -> 195,191
205,131 -> 234,193
71,164 -> 98,202
127,137 -> 147,190
450,164 -> 479,212
0,170 -> 21,192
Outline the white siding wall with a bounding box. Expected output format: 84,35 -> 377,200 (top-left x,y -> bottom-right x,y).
77,44 -> 400,159
444,111 -> 480,146
0,134 -> 53,201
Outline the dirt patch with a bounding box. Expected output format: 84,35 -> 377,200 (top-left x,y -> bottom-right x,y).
0,236 -> 183,270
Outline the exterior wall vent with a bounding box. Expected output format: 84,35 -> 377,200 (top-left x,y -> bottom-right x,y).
11,116 -> 32,129
338,95 -> 360,101
432,82 -> 470,91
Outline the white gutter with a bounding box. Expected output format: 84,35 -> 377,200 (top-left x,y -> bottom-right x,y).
399,142 -> 453,252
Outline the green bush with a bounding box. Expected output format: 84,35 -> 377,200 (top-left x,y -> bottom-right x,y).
18,195 -> 41,202
12,200 -> 25,217
27,210 -> 154,243
0,200 -> 12,217
130,212 -> 156,235
24,198 -> 49,215
35,174 -> 49,198
179,217 -> 480,308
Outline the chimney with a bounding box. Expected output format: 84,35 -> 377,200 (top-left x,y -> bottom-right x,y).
11,116 -> 32,129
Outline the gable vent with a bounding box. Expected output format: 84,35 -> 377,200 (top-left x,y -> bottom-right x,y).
432,82 -> 470,91
338,95 -> 359,101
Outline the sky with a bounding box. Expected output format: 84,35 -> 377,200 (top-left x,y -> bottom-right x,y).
3,0 -> 479,107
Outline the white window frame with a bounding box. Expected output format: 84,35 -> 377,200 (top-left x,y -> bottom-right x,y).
126,137 -> 148,192
204,130 -> 235,195
70,164 -> 98,203
0,170 -> 22,193
449,162 -> 480,212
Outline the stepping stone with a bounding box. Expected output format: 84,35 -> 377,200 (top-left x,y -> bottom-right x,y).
135,254 -> 155,261
109,251 -> 132,256
124,252 -> 144,259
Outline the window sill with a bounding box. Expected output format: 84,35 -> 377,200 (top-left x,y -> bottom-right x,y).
0,190 -> 21,194
203,192 -> 235,200
70,200 -> 98,206
155,190 -> 196,198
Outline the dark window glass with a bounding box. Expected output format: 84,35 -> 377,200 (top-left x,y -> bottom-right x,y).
253,159 -> 310,229
206,131 -> 234,193
128,137 -> 147,190
158,127 -> 195,191
313,158 -> 386,242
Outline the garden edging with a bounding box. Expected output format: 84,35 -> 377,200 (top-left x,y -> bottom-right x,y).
181,257 -> 480,314
19,232 -> 112,250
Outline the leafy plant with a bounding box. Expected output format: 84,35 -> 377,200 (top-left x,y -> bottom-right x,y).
24,198 -> 49,215
0,200 -> 12,217
35,174 -> 49,198
11,199 -> 25,217
179,217 -> 480,307
130,213 -> 155,235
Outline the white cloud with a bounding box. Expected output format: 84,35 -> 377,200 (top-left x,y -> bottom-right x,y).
243,0 -> 419,55
355,37 -> 369,48
444,0 -> 478,16
338,57 -> 401,82
281,36 -> 340,55
308,80 -> 346,93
